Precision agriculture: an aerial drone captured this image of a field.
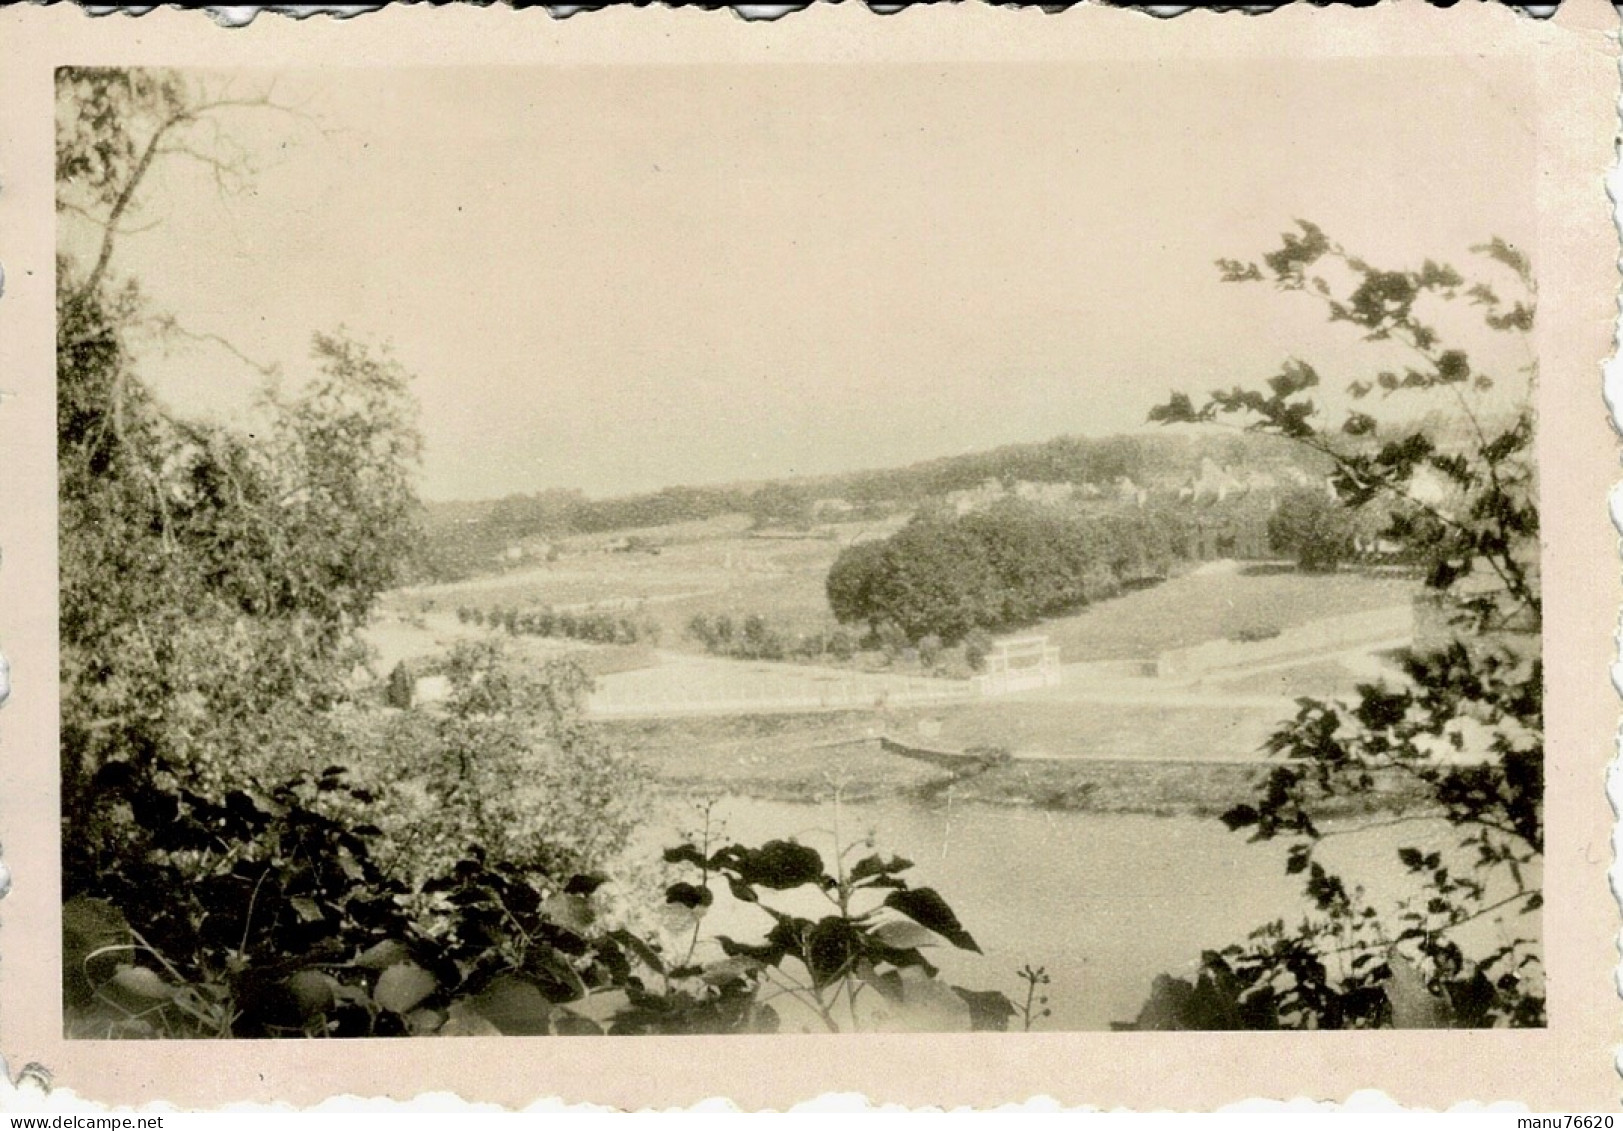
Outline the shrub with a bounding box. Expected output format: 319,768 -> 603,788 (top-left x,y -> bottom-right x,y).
827,628 -> 857,663
1268,486 -> 1355,573
384,661 -> 415,709
963,629 -> 993,673
917,634 -> 944,669
66,825 -> 1017,1038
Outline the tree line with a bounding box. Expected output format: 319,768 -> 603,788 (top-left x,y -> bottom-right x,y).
458,604 -> 662,647
413,429 -> 1329,582
825,502 -> 1206,644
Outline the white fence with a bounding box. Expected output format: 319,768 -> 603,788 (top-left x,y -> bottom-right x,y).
976,635 -> 1062,696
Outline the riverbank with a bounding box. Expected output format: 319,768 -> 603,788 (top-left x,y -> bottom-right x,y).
595,709 -> 1432,820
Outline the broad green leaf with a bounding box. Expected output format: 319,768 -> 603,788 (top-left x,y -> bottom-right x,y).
374,961 -> 436,1014
355,939 -> 410,970
658,902 -> 706,937
563,988 -> 631,1027
724,840 -> 824,890
1219,805 -> 1259,833
542,892 -> 595,934
465,974 -> 552,1036
287,970 -> 335,1017
606,928 -> 666,976
805,917 -> 862,989
875,972 -> 973,1032
716,935 -> 787,966
528,947 -> 589,1004
109,964 -> 173,1001
953,986 -> 1017,1032
563,873 -> 608,896
1383,955 -> 1449,1029
882,888 -> 980,952
700,956 -> 761,986
664,881 -> 713,910
405,1007 -> 443,1035
849,854 -> 914,883
661,844 -> 708,869
871,920 -> 938,951
439,1000 -> 502,1037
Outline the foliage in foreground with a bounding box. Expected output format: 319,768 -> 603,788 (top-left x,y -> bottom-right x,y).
1126,223 -> 1543,1029
66,784 -> 1015,1037
57,67 -> 1016,1039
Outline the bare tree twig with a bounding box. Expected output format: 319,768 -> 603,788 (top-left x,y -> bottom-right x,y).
150,313 -> 280,379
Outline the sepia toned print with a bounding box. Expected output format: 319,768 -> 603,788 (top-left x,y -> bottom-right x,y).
1,0 -> 1618,1110
51,57 -> 1549,1035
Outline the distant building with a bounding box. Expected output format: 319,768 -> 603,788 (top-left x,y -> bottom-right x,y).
946,479 -> 1007,515
1353,534 -> 1405,562
412,674 -> 450,707
1181,458 -> 1245,503
1013,481 -> 1077,506
1113,476 -> 1148,507
945,479 -> 1080,515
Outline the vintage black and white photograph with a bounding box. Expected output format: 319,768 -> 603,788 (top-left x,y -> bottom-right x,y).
52,45 -> 1551,1043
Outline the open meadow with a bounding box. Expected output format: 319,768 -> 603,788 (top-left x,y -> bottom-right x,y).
389,517 -> 1418,667
374,520 -> 1423,817
1039,560 -> 1418,661
390,516 -> 901,653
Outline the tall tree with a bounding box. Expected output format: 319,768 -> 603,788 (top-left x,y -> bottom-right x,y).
1135,223 -> 1542,1029
58,67 -> 424,889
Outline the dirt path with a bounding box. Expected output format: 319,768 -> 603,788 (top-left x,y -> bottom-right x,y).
586,631 -> 1405,722
589,650 -> 974,718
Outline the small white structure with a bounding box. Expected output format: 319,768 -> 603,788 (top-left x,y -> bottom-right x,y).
412,674 -> 451,706
977,635 -> 1062,696
812,497 -> 855,519
1013,481 -> 1077,507
947,478 -> 1007,515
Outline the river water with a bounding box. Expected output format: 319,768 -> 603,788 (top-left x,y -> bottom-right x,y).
640,794 -> 1536,1031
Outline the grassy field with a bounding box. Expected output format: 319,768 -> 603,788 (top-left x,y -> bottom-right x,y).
1204,656 -> 1379,699
603,698 -> 1281,774
395,530 -> 1418,669
597,709 -> 1429,819
383,525 -> 1421,818
898,699 -> 1280,762
1041,564 -> 1418,662
392,519 -> 885,653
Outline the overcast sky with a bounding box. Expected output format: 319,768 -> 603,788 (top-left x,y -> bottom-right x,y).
77,59 -> 1537,502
